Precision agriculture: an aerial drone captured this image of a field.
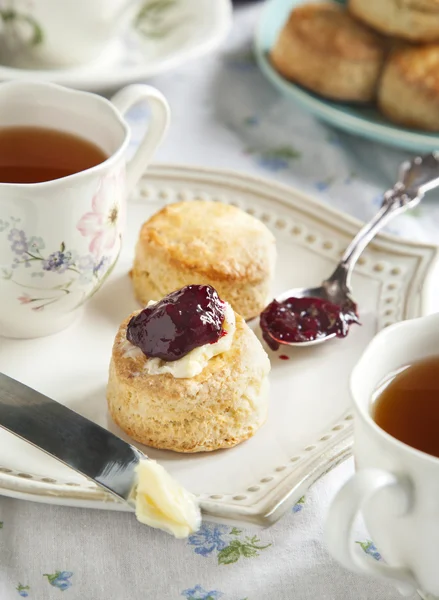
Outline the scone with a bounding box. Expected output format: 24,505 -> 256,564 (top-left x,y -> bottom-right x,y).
132,201 -> 276,321
349,0 -> 439,43
378,45 -> 439,130
270,2 -> 386,102
107,285 -> 271,453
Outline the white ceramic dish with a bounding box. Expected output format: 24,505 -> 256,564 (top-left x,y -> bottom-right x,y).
0,0 -> 232,92
255,0 -> 439,153
0,165 -> 437,527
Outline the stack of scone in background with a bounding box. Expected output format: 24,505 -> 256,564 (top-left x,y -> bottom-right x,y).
270,0 -> 439,131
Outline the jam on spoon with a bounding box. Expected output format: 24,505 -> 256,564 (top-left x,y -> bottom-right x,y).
260,296 -> 359,351
127,284 -> 226,361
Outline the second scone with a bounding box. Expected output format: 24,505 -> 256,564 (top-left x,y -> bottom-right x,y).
132,201 -> 276,320
270,1 -> 386,102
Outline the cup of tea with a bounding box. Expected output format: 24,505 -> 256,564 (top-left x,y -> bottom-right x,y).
0,80 -> 169,338
0,0 -> 140,68
326,312 -> 439,598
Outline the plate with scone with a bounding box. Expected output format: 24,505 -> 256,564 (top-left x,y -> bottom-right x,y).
0,165 -> 437,527
255,0 -> 439,152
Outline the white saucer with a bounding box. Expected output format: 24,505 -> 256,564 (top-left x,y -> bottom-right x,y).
0,0 -> 232,92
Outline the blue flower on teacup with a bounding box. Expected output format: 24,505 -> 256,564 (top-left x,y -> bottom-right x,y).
42,248 -> 75,274
43,571 -> 73,591
28,236 -> 45,252
76,173 -> 125,257
8,228 -> 28,255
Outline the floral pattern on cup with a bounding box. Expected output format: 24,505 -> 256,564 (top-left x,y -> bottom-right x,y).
77,173 -> 125,258
0,0 -> 43,46
0,174 -> 124,312
1,223 -> 115,311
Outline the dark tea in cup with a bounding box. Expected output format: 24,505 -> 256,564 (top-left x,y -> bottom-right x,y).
373,355 -> 439,458
0,126 -> 107,184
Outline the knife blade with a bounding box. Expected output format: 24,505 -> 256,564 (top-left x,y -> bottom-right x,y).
0,372 -> 146,506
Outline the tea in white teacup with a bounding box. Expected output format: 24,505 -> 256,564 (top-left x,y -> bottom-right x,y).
373,356 -> 439,459
0,126 -> 108,184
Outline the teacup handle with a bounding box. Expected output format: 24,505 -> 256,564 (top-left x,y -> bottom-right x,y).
325,468 -> 417,596
110,84 -> 170,194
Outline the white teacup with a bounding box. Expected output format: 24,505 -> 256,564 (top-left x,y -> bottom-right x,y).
326,312 -> 439,598
0,0 -> 140,68
0,80 -> 169,338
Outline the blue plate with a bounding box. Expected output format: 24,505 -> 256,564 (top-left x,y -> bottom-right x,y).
254,0 -> 439,152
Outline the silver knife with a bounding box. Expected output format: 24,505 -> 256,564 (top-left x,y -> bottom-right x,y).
0,371 -> 145,507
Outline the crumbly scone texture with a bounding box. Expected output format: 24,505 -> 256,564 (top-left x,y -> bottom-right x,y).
107,312 -> 271,453
270,2 -> 386,102
132,201 -> 276,320
349,0 -> 439,42
378,44 -> 439,131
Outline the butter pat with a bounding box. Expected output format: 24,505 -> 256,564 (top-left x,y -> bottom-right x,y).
142,301 -> 236,379
134,459 -> 201,538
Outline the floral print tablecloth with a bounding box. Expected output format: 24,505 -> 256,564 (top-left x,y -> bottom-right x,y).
0,3 -> 434,599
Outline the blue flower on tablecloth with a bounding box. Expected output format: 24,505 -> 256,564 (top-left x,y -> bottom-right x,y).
356,540 -> 382,561
43,571 -> 73,591
224,49 -> 256,71
344,172 -> 357,185
292,496 -> 305,513
181,585 -> 223,600
245,146 -> 301,172
372,193 -> 383,208
325,132 -> 342,147
187,523 -> 229,556
16,584 -> 30,597
243,116 -> 259,127
315,177 -> 335,192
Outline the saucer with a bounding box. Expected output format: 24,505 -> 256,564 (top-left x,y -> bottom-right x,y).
254,0 -> 439,153
0,164 -> 437,527
0,0 -> 232,92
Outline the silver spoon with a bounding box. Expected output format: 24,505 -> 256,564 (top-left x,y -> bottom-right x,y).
263,152 -> 439,348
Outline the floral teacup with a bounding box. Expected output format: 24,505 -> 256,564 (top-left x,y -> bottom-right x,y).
0,81 -> 169,338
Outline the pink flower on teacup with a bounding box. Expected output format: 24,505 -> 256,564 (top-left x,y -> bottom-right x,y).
18,293 -> 32,305
76,173 -> 125,258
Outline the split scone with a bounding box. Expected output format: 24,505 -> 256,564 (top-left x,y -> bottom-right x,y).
107,285 -> 271,453
349,0 -> 439,43
131,201 -> 276,321
270,2 -> 386,102
378,45 -> 439,131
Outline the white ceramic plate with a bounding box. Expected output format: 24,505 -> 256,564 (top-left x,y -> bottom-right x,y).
0,0 -> 232,92
0,165 -> 437,527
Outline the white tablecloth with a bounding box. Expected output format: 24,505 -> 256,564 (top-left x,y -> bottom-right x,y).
1,3 -> 433,599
